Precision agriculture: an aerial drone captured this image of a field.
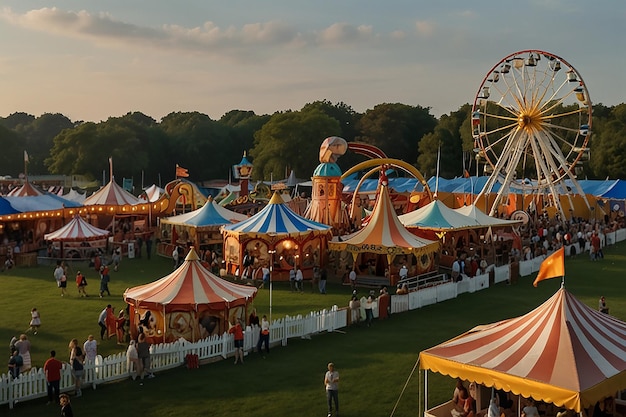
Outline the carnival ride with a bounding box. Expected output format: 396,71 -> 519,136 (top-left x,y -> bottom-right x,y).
472,50 -> 593,220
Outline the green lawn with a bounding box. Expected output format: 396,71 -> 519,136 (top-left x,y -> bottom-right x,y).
1,242 -> 625,416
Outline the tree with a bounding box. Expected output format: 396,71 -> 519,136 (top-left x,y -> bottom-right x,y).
250,109 -> 340,180
589,104 -> 626,179
355,103 -> 437,164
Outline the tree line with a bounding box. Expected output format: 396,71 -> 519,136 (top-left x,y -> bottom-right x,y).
0,100 -> 624,187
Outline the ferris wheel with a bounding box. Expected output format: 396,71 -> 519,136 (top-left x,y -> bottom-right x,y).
472,49 -> 592,219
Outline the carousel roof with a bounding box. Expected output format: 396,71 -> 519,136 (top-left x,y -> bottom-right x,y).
83,178 -> 144,206
123,247 -> 257,311
419,286 -> 626,412
329,183 -> 439,256
44,215 -> 110,241
221,192 -> 331,237
161,198 -> 247,228
0,197 -> 20,215
399,199 -> 481,231
4,193 -> 82,212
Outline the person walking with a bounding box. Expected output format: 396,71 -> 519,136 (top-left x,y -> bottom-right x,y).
26,307 -> 41,334
83,334 -> 97,363
98,305 -> 110,340
228,318 -> 245,364
349,295 -> 360,325
256,314 -> 270,355
54,261 -> 68,296
126,339 -> 139,380
75,271 -> 88,297
324,362 -> 340,417
44,350 -> 63,405
137,332 -> 154,379
295,267 -> 304,292
99,265 -> 111,297
14,334 -> 32,372
319,268 -> 327,294
68,338 -> 84,397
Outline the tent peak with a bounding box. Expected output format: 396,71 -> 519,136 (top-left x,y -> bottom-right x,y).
268,192 -> 284,205
185,247 -> 200,262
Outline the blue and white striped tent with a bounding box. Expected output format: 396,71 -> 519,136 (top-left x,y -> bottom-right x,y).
221,192 -> 331,238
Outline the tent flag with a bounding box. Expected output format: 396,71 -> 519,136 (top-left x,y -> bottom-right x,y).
176,164 -> 189,178
24,150 -> 29,163
533,247 -> 565,287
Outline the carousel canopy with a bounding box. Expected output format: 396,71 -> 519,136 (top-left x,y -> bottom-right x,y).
454,204 -> 523,227
161,198 -> 247,229
399,199 -> 482,231
123,247 -> 257,311
419,286 -> 626,412
329,183 -> 439,257
221,192 -> 331,238
44,215 -> 110,241
83,178 -> 144,206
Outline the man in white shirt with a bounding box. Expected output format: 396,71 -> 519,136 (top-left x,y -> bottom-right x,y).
399,265 -> 408,280
348,267 -> 357,290
295,267 -> 304,292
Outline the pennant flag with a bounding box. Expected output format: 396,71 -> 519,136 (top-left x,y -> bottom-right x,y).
176,164 -> 189,178
24,150 -> 29,163
533,247 -> 565,287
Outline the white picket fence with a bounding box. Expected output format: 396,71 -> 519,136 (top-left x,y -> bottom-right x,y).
2,229 -> 624,409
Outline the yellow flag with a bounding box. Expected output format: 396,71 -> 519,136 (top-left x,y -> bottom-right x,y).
533,247 -> 565,287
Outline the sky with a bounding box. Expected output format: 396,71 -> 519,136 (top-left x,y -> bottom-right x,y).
0,1 -> 625,123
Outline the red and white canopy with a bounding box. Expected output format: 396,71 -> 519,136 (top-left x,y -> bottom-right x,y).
44,215 -> 110,241
7,181 -> 44,197
329,183 -> 439,257
83,178 -> 143,206
420,286 -> 626,411
123,247 -> 257,311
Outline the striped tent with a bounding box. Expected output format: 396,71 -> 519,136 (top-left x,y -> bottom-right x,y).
222,192 -> 331,238
83,178 -> 143,206
162,198 -> 247,228
329,183 -> 439,258
44,215 -> 109,241
123,247 -> 257,342
419,286 -> 626,412
7,181 -> 44,197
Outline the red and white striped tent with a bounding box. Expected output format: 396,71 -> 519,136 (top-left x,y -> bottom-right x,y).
7,181 -> 44,197
123,247 -> 257,343
419,286 -> 626,412
329,183 -> 439,261
44,215 -> 109,258
83,178 -> 143,206
44,215 -> 110,241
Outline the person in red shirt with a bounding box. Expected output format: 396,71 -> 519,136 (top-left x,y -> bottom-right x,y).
228,318 -> 245,364
44,350 -> 63,405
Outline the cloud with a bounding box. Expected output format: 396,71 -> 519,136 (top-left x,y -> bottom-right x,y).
415,20 -> 435,36
0,7 -> 402,58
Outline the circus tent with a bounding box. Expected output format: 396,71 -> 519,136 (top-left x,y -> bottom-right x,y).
44,215 -> 110,258
83,179 -> 144,206
329,183 -> 439,280
221,192 -> 332,279
419,286 -> 626,412
4,193 -> 82,212
160,198 -> 247,248
454,204 -> 523,228
123,247 -> 257,343
399,200 -> 483,231
139,184 -> 165,202
7,181 -> 44,197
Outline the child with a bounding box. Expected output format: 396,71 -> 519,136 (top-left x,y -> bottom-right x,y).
26,308 -> 41,335
59,393 -> 73,417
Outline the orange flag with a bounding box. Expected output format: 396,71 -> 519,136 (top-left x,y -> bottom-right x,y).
533,247 -> 565,287
176,164 -> 189,178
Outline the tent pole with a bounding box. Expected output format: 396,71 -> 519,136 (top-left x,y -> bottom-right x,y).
424,369 -> 428,412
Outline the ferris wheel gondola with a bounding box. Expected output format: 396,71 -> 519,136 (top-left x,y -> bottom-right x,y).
472,50 -> 592,220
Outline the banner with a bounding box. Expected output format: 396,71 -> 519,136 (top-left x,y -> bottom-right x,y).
176,164 -> 189,178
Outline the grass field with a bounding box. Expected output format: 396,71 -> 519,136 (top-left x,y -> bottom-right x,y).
1,242 -> 625,416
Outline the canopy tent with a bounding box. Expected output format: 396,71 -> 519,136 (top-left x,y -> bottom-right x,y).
399,200 -> 483,231
419,286 -> 626,412
0,196 -> 21,215
7,181 -> 44,197
83,179 -> 144,206
160,198 -> 247,248
123,247 -> 257,343
221,192 -> 332,280
454,204 -> 524,228
330,183 -> 439,258
44,215 -> 110,258
62,189 -> 86,204
139,184 -> 165,202
4,194 -> 82,212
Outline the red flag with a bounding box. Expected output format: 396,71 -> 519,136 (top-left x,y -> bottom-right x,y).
463,169 -> 470,178
176,164 -> 189,178
533,247 -> 565,287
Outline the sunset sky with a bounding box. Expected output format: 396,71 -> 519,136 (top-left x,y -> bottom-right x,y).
1,1 -> 624,122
